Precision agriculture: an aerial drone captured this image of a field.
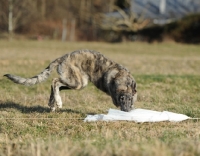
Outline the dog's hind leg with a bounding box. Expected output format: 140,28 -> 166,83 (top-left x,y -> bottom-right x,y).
48,78 -> 67,111
49,85 -> 55,111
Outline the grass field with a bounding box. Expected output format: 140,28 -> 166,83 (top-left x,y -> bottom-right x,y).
0,40 -> 200,156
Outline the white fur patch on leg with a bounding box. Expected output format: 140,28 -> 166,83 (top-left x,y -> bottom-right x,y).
55,91 -> 62,108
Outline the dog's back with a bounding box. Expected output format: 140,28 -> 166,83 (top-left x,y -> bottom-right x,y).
57,50 -> 116,90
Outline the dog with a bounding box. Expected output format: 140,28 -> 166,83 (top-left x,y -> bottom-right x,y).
4,50 -> 137,112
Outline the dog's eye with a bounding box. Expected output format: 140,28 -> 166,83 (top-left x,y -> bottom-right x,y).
120,96 -> 125,100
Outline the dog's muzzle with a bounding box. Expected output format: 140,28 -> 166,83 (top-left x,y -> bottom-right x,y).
119,94 -> 133,112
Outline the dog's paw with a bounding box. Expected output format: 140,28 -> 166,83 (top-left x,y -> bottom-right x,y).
57,105 -> 62,109
56,101 -> 62,109
50,107 -> 56,112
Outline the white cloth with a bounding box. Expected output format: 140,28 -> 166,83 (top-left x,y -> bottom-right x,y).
84,108 -> 190,123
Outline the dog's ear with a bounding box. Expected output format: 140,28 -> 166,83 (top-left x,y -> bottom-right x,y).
131,81 -> 137,96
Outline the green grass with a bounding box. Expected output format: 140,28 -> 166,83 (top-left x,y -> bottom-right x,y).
0,40 -> 200,155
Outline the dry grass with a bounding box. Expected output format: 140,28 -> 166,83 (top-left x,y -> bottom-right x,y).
0,40 -> 200,156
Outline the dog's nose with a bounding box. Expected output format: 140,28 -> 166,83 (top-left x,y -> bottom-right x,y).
121,107 -> 131,112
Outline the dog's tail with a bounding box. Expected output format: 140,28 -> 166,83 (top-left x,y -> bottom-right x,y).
4,58 -> 61,86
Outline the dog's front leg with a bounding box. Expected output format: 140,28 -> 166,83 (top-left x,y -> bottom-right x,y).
48,78 -> 63,111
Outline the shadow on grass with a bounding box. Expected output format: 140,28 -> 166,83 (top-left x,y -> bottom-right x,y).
0,101 -> 83,115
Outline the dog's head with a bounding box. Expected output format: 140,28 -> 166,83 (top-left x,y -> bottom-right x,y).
111,71 -> 137,112
115,83 -> 137,112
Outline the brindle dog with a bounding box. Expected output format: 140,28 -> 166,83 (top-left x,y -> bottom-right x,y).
4,50 -> 137,112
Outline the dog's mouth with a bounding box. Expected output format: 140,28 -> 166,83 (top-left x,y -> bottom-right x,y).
120,105 -> 133,112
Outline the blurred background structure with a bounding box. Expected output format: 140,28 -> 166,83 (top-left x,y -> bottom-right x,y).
0,0 -> 200,43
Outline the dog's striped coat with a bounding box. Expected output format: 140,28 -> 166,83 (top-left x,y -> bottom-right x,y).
4,50 -> 137,112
